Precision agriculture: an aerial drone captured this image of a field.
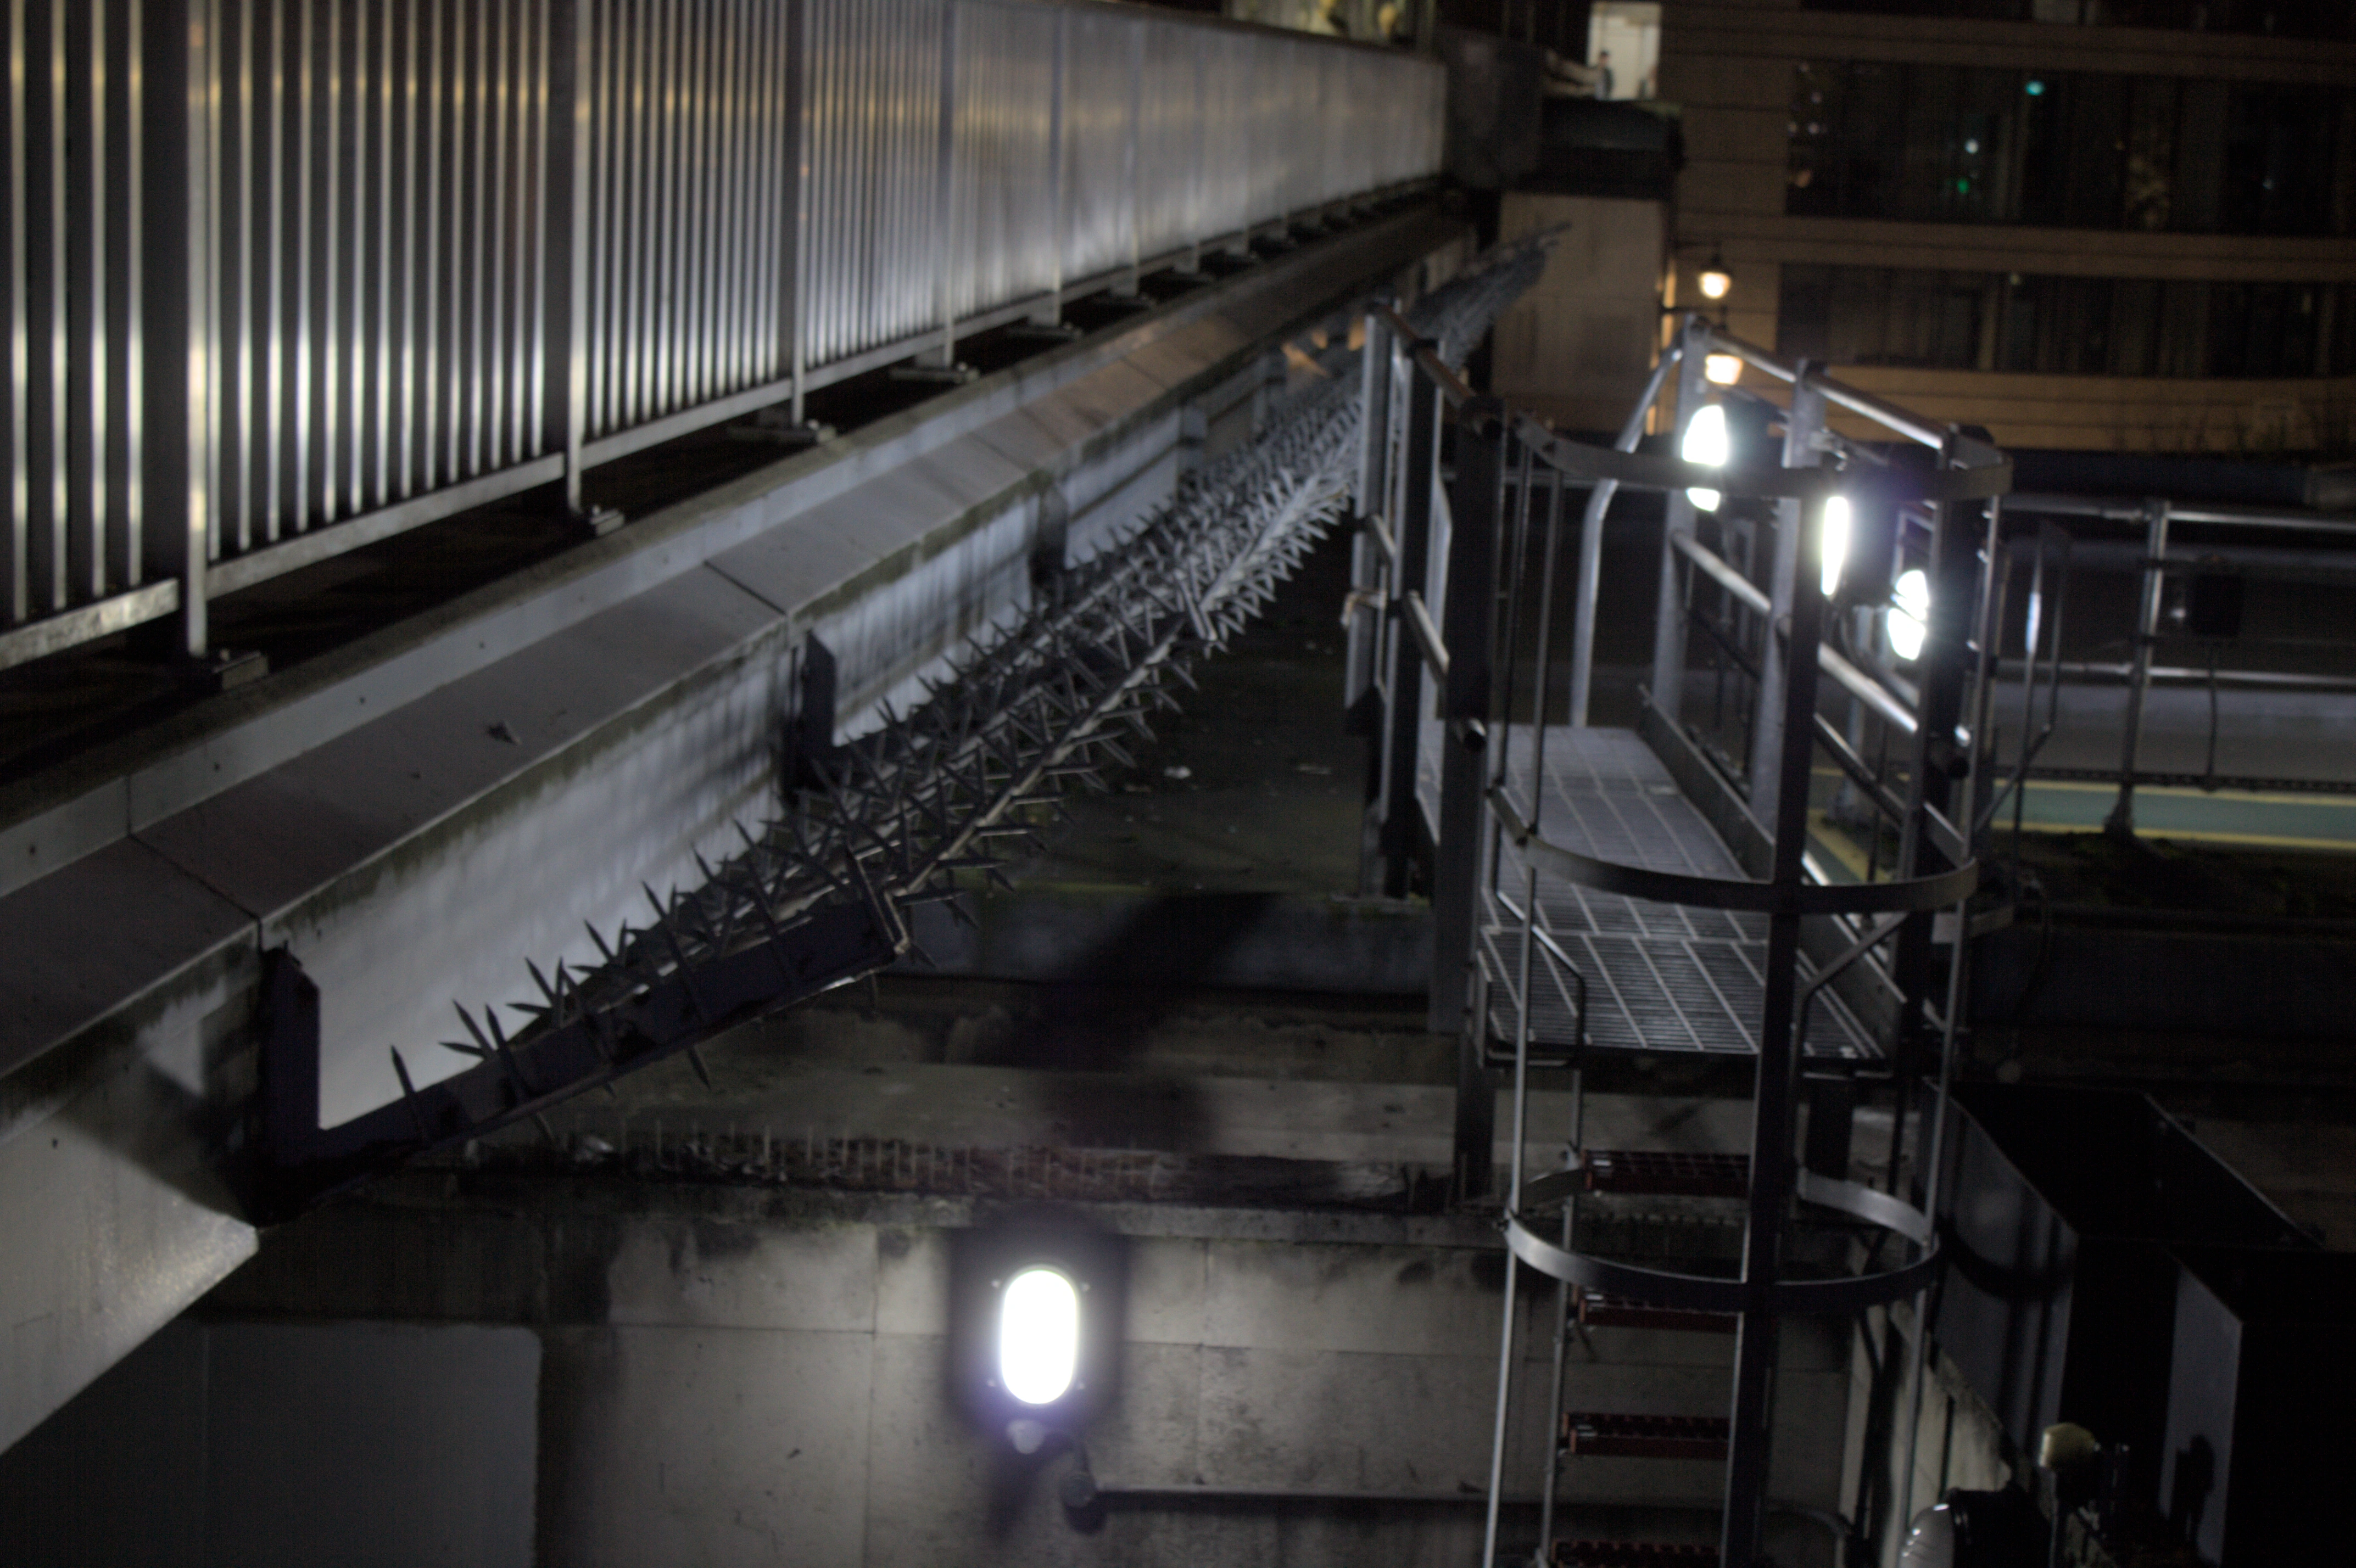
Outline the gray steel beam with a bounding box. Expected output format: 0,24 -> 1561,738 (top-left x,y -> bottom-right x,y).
1747,371 -> 1822,821
2103,498 -> 2171,838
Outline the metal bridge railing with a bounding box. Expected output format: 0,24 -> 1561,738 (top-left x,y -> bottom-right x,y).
0,0 -> 1442,674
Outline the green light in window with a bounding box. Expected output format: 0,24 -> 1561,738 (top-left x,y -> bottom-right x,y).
2025,79 -> 2045,96
1956,178 -> 1970,193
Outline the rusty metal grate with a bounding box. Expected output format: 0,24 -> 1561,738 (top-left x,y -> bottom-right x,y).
1583,1149 -> 1751,1199
1559,1411 -> 1732,1461
1575,1288 -> 1737,1335
465,1129 -> 1433,1210
1553,1542 -> 1721,1568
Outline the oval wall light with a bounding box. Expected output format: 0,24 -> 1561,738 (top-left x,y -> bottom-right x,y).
998,1265 -> 1081,1407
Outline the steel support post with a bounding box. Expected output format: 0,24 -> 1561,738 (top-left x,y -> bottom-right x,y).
1345,310 -> 1394,718
1747,371 -> 1823,821
1648,317 -> 1712,723
1372,363 -> 1439,899
1886,439 -> 1978,1199
1536,1072 -> 1584,1557
1721,474 -> 1833,1568
1436,400 -> 1504,1190
1568,346 -> 1679,727
2103,497 -> 2170,837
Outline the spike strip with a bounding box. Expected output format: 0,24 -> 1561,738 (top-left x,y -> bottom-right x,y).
415,239 -> 1555,1152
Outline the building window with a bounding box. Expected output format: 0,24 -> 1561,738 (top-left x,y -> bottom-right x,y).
1780,266 -> 2353,378
1788,61 -> 2356,236
1800,0 -> 2356,43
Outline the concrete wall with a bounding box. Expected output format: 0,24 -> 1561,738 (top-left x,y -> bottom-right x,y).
171,1178 -> 1853,1567
0,1318 -> 539,1568
1659,0 -> 2356,451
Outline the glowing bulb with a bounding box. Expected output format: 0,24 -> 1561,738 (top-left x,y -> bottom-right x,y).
1704,352 -> 1743,387
1699,266 -> 1731,301
1681,402 -> 1729,512
1821,496 -> 1851,597
998,1267 -> 1079,1406
1889,568 -> 1930,660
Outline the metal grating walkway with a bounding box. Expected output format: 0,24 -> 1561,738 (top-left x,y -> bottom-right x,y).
1421,725 -> 1878,1061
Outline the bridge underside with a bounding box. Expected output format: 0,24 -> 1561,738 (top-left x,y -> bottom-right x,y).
0,204 -> 1467,1452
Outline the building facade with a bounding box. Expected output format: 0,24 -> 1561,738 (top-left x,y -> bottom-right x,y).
1662,0 -> 2356,453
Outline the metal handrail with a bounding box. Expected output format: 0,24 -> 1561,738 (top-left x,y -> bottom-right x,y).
0,0 -> 1448,674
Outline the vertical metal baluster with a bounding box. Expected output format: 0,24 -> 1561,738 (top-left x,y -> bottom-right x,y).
396,0 -> 418,496
552,0 -> 590,508
630,0 -> 652,428
651,0 -> 674,417
1043,7 -> 1062,324
757,0 -> 778,381
929,0 -> 954,362
627,0 -> 645,421
420,0 -> 442,490
585,0 -> 610,441
523,0 -> 546,459
464,0 -> 488,475
368,0 -> 390,505
742,0 -> 763,386
482,0 -> 509,473
155,0 -> 215,656
122,0 -> 145,589
344,0 -> 366,511
515,0 -> 536,458
254,0 -> 280,542
673,0 -> 698,408
219,0 -> 244,558
786,0 -> 807,420
717,0 -> 744,396
624,0 -> 648,425
79,0 -> 105,597
5,0 -> 25,624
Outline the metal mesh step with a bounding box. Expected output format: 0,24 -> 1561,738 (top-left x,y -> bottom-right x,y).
1576,1288 -> 1738,1335
1553,1542 -> 1721,1568
1583,1149 -> 1750,1199
1462,726 -> 1880,1061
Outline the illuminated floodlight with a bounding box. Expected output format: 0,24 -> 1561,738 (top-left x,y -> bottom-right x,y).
998,1267 -> 1080,1407
1821,495 -> 1851,597
1681,402 -> 1729,512
1699,262 -> 1732,301
1889,568 -> 1930,660
1704,352 -> 1744,386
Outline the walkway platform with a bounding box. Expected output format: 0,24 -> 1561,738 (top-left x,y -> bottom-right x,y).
1422,725 -> 1879,1062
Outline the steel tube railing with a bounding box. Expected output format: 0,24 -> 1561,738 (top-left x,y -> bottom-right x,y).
0,0 -> 1445,674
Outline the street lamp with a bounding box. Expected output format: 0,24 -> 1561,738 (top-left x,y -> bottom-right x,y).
1698,249 -> 1731,301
